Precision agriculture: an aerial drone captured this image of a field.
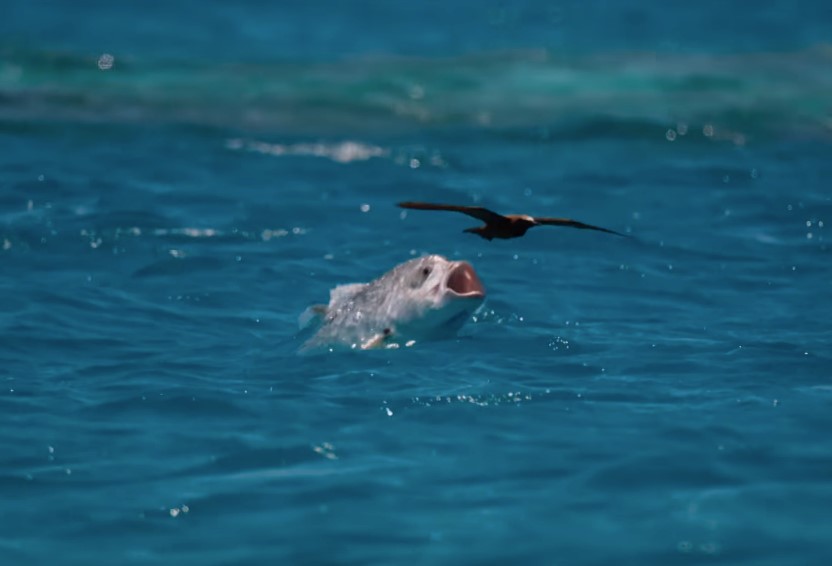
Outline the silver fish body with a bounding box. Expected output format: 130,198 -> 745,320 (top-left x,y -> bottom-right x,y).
301,255 -> 486,351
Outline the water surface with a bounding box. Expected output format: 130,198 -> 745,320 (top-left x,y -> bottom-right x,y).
2,2 -> 832,564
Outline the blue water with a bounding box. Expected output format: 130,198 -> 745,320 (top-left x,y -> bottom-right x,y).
3,1 -> 832,564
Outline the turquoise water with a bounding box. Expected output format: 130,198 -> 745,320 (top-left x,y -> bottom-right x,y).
2,2 -> 832,564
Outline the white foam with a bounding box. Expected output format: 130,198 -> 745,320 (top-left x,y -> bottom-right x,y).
226,139 -> 388,163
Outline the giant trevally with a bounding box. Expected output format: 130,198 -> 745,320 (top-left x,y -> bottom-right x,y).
300,254 -> 486,351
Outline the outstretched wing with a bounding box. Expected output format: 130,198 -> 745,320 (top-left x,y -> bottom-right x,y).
533,217 -> 629,237
397,202 -> 505,225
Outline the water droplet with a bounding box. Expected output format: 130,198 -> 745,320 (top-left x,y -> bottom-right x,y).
665,129 -> 677,141
360,203 -> 370,213
385,407 -> 393,416
97,53 -> 114,70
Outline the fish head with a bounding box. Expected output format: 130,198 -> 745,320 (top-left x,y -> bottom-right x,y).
387,254 -> 486,337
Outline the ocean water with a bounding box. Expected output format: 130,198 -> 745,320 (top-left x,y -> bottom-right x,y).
2,1 -> 832,564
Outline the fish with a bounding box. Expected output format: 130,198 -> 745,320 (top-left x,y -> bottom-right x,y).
300,254 -> 486,351
397,201 -> 628,240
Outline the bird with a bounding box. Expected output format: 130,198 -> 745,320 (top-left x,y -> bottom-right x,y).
397,201 -> 629,241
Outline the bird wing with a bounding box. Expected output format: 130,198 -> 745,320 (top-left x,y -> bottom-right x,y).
397,202 -> 505,225
533,217 -> 629,237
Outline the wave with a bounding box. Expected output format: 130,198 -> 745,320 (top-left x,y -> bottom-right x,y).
1,44 -> 831,139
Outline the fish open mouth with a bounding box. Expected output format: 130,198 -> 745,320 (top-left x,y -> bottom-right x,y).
446,261 -> 486,298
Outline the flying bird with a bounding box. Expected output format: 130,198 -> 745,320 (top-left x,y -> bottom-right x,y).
397,201 -> 629,241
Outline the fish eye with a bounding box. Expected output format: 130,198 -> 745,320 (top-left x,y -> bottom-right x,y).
422,267 -> 431,277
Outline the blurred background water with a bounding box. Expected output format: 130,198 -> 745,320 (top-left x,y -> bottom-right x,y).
2,1 -> 831,564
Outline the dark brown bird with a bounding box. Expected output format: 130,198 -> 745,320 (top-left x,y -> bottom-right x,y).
397,201 -> 629,241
